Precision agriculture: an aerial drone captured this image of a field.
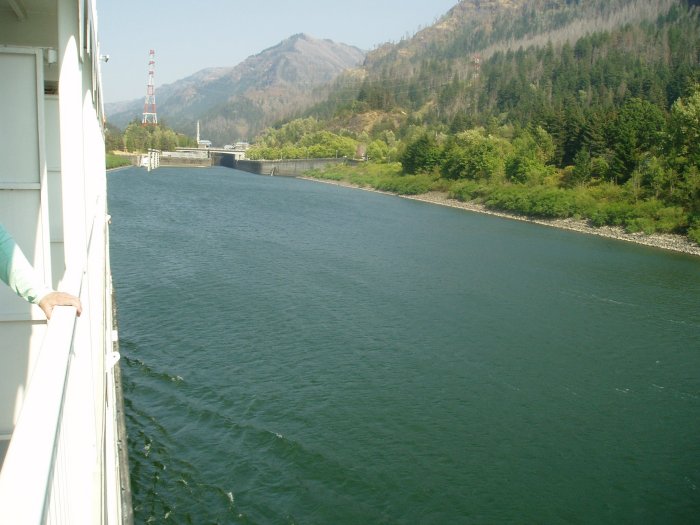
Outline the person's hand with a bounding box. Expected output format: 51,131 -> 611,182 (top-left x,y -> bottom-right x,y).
38,292 -> 83,319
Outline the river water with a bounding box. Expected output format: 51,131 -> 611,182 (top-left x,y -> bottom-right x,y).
108,166 -> 700,524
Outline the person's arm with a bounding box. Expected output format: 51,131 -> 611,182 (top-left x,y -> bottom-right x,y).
0,224 -> 81,319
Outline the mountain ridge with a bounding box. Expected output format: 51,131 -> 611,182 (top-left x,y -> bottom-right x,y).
105,33 -> 364,143
362,0 -> 679,74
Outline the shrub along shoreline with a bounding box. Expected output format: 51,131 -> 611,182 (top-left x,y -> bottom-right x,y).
402,191 -> 700,256
301,164 -> 700,257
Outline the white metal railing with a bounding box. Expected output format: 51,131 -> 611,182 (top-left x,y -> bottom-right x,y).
0,297 -> 80,523
0,207 -> 123,524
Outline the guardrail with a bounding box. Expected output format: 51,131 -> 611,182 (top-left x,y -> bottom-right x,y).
0,206 -> 125,524
0,286 -> 80,522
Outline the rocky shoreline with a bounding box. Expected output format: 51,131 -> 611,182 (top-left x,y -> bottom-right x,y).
300,177 -> 700,258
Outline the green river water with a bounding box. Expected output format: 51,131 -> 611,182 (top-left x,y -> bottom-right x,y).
108,166 -> 700,524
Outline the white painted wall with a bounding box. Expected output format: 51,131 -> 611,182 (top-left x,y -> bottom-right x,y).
0,47 -> 51,437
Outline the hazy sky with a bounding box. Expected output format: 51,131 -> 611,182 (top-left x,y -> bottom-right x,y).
97,0 -> 459,103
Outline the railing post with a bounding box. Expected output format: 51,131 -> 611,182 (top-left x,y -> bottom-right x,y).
57,3 -> 97,523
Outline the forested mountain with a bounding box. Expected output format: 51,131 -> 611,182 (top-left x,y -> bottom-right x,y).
314,0 -> 695,131
250,0 -> 699,242
105,34 -> 364,144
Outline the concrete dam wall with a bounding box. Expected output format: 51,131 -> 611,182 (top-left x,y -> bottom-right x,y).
159,156 -> 212,167
213,155 -> 351,176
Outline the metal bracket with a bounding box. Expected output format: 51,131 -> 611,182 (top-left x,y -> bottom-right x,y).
107,352 -> 120,370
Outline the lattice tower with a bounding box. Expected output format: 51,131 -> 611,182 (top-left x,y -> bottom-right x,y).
142,49 -> 158,125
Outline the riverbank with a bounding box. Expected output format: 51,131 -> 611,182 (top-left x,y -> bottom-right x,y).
299,176 -> 700,257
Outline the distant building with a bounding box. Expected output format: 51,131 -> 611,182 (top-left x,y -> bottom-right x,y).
221,142 -> 249,159
196,121 -> 211,149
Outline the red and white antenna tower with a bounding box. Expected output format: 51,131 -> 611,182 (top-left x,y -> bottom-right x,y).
142,49 -> 157,125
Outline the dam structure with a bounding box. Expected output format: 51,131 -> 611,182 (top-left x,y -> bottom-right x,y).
214,154 -> 352,176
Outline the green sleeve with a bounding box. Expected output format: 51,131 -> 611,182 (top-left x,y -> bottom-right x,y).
0,224 -> 53,304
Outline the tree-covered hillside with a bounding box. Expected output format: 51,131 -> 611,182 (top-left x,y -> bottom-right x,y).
253,0 -> 699,243
105,120 -> 196,153
105,34 -> 364,145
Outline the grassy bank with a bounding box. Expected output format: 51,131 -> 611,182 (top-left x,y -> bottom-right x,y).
106,153 -> 133,170
307,163 -> 448,195
307,163 -> 700,246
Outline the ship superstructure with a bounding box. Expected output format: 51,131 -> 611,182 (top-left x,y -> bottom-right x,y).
0,1 -> 131,523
